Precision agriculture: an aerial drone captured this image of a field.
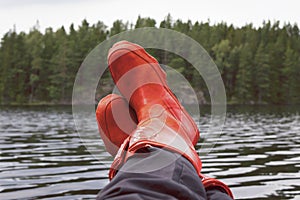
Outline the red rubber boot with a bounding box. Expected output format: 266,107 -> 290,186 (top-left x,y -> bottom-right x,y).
108,40 -> 200,146
96,94 -> 137,156
107,41 -> 201,177
96,94 -> 233,198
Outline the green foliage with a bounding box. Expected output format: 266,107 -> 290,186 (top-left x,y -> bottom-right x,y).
135,16 -> 156,28
235,43 -> 254,104
0,16 -> 299,104
254,43 -> 270,103
283,47 -> 300,104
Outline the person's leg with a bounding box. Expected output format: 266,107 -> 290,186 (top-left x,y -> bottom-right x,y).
107,40 -> 202,178
96,41 -> 234,199
97,147 -> 207,200
96,93 -> 233,200
96,94 -> 137,156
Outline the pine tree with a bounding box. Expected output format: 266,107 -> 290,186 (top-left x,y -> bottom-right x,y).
0,31 -> 29,103
254,43 -> 270,103
283,47 -> 300,104
26,28 -> 44,103
135,16 -> 156,28
48,26 -> 71,103
110,20 -> 128,36
235,43 -> 254,104
226,46 -> 240,101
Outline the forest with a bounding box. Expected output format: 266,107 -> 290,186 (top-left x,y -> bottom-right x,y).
0,15 -> 299,105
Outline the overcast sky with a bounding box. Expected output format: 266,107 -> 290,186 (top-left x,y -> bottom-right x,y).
1,0 -> 300,38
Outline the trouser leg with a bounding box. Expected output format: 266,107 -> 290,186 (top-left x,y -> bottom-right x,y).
97,147 -> 207,200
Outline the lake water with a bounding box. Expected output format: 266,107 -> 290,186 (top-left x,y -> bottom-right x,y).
0,105 -> 299,200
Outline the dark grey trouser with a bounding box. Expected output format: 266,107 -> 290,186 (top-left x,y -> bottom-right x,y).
97,147 -> 232,200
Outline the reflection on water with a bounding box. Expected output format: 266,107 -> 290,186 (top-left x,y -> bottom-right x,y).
0,105 -> 299,199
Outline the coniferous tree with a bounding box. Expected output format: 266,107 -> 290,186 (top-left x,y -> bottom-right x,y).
0,16 -> 299,105
254,43 -> 270,103
283,47 -> 300,104
26,28 -> 44,103
235,43 -> 253,104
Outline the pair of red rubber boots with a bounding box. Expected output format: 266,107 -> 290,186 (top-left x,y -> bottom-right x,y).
96,41 -> 233,198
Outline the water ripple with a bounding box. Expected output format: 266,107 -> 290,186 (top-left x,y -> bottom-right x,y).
0,105 -> 300,199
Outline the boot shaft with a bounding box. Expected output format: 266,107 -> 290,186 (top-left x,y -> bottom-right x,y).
108,41 -> 200,145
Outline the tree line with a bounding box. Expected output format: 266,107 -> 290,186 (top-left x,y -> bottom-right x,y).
0,15 -> 299,105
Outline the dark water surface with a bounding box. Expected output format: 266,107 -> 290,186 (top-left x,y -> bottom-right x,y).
0,105 -> 299,200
